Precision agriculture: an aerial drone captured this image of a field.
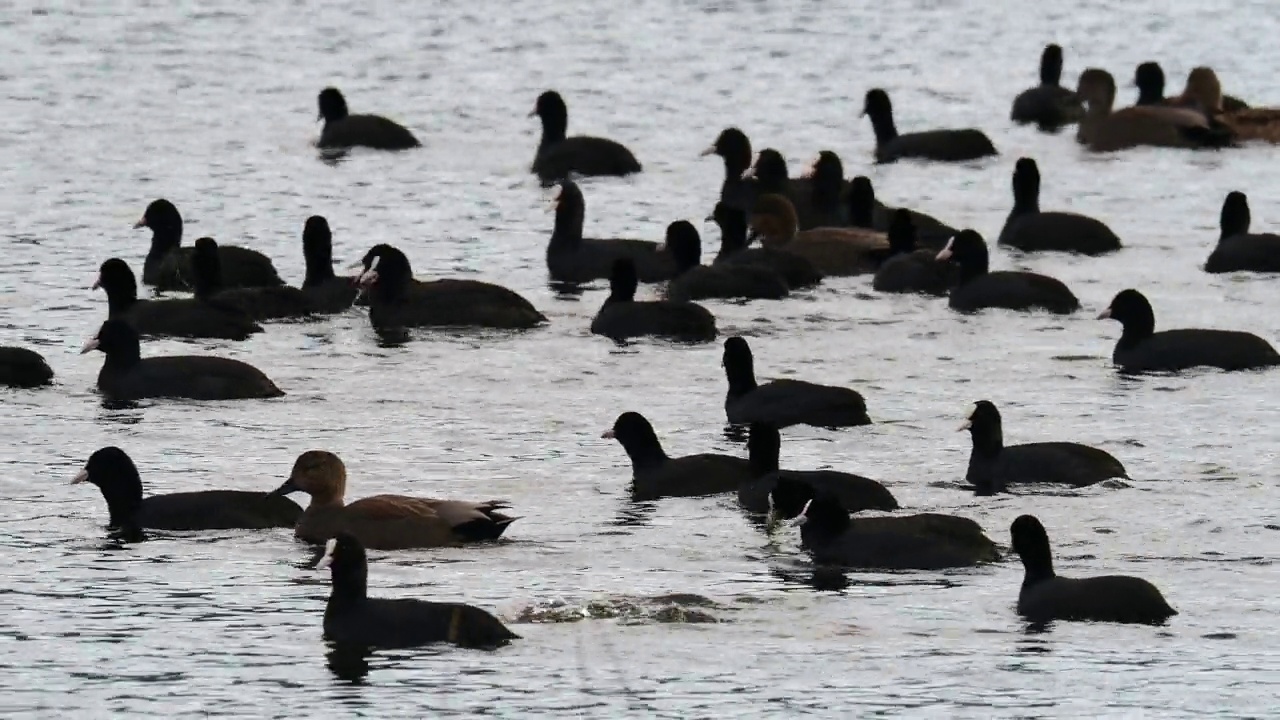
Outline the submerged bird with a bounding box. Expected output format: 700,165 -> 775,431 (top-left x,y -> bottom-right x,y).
0,347 -> 54,388
316,533 -> 519,649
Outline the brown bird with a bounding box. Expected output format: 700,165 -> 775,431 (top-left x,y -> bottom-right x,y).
1176,67 -> 1280,143
748,194 -> 888,276
267,450 -> 516,550
1075,68 -> 1233,152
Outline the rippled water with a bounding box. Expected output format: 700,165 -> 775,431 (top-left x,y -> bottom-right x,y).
3,1 -> 1280,716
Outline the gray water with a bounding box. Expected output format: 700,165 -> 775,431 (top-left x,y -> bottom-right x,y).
2,1 -> 1279,717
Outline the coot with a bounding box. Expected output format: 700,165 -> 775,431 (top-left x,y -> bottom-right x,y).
737,423 -> 898,515
135,199 -> 283,291
530,90 -> 641,183
94,258 -> 263,340
547,180 -> 676,283
998,158 -> 1122,255
664,220 -> 788,301
1012,515 -> 1177,624
300,216 -> 359,313
1098,288 -> 1280,372
81,320 -> 284,402
722,336 -> 870,428
700,127 -> 755,214
317,534 -> 518,649
960,400 -> 1128,495
591,259 -> 717,342
872,210 -> 951,295
936,230 -> 1080,314
316,87 -> 420,150
1205,191 -> 1280,273
862,88 -> 997,163
72,446 -> 300,532
603,411 -> 753,500
1010,44 -> 1085,129
192,237 -> 314,321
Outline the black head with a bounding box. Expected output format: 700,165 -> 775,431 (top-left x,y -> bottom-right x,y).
358,244 -> 413,297
1098,288 -> 1156,338
81,319 -> 141,365
302,216 -> 335,284
664,221 -> 702,273
1012,157 -> 1042,208
960,400 -> 1004,460
73,446 -> 145,529
807,151 -> 844,206
796,490 -> 853,539
550,180 -> 586,244
191,236 -> 224,297
1010,514 -> 1055,581
710,202 -> 748,254
318,87 -> 349,122
317,533 -> 368,601
135,198 -> 182,237
721,335 -> 757,394
744,149 -> 789,193
1220,191 -> 1251,238
862,89 -> 893,118
848,176 -> 876,228
746,423 -> 781,474
606,258 -> 638,303
1040,44 -> 1065,86
767,476 -> 815,521
886,209 -> 917,255
531,90 -> 569,137
702,127 -> 752,170
935,230 -> 989,278
1134,62 -> 1165,104
602,411 -> 667,468
95,258 -> 139,307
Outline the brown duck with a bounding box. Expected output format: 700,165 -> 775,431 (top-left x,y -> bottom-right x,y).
748,194 -> 888,276
268,450 -> 516,550
1176,67 -> 1280,143
1075,68 -> 1233,152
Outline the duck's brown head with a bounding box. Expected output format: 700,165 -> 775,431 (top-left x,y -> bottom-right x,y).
269,450 -> 347,505
1076,68 -> 1117,110
1181,67 -> 1224,113
748,194 -> 799,246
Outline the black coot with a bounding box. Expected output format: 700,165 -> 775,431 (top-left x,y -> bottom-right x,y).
0,347 -> 53,388
81,320 -> 285,402
192,238 -> 314,321
665,221 -> 788,301
701,127 -> 755,214
300,216 -> 359,314
358,244 -> 546,332
998,158 -> 1122,255
547,180 -> 676,283
135,199 -> 283,291
736,424 -> 898,515
709,202 -> 823,289
936,230 -> 1080,314
846,175 -> 957,250
722,336 -> 869,428
73,446 -> 301,533
772,480 -> 999,570
1010,44 -> 1085,129
1012,515 -> 1177,624
94,258 -> 263,340
862,89 -> 998,163
603,412 -> 753,501
316,87 -> 420,150
872,210 -> 951,295
1134,61 -> 1167,105
591,259 -> 717,343
317,534 -> 518,649
530,90 -> 641,183
960,400 -> 1128,495
802,150 -> 852,228
1205,191 -> 1280,273
1098,289 -> 1280,372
